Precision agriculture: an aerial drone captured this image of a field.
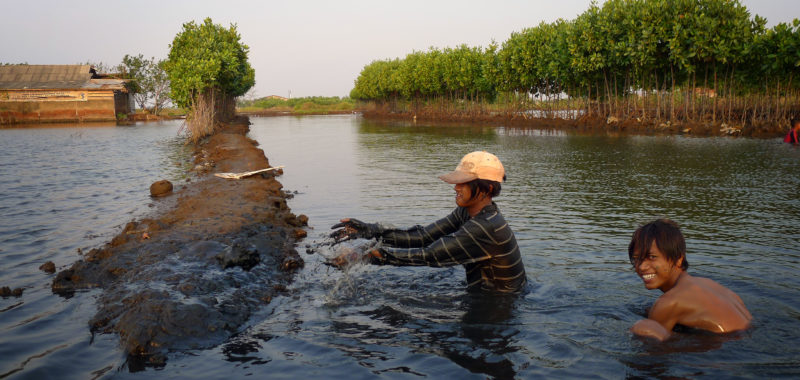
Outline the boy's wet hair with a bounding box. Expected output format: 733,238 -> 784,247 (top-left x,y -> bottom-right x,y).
466,176 -> 505,198
792,117 -> 800,128
628,218 -> 689,270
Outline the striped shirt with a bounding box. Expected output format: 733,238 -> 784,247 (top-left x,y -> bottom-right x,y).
371,203 -> 527,293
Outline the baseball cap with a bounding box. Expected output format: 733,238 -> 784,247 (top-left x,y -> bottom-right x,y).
438,151 -> 505,184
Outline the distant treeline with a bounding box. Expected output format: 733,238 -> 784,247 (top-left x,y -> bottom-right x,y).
351,0 -> 800,127
237,96 -> 355,114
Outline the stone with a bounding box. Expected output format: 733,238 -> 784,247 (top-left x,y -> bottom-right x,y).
39,261 -> 56,273
149,180 -> 173,197
297,214 -> 309,226
0,286 -> 23,297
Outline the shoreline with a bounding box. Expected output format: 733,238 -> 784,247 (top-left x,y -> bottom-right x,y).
360,109 -> 787,138
235,108 -> 788,138
236,109 -> 356,117
51,116 -> 307,365
5,110 -> 786,139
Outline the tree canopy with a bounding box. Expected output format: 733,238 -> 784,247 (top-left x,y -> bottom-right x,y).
350,0 -> 800,126
165,17 -> 255,109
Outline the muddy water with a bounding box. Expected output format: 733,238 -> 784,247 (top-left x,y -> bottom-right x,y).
2,115 -> 800,378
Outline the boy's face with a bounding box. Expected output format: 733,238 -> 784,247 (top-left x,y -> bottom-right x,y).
635,241 -> 684,292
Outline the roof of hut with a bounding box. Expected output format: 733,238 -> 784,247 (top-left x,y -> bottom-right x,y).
0,65 -> 127,91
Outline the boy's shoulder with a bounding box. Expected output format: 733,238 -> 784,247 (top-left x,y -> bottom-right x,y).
653,274 -> 703,310
655,274 -> 727,313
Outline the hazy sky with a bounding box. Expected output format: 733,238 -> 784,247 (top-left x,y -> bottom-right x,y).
1,0 -> 797,98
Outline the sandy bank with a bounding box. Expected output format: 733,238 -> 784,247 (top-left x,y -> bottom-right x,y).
51,116 -> 307,366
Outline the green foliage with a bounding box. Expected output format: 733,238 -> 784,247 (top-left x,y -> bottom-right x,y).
121,54 -> 148,95
119,55 -> 171,114
238,96 -> 355,114
500,19 -> 573,94
352,45 -> 497,101
165,17 -> 255,109
350,0 -> 800,125
350,59 -> 402,100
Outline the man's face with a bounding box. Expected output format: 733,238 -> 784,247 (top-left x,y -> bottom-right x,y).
635,241 -> 683,292
454,182 -> 479,208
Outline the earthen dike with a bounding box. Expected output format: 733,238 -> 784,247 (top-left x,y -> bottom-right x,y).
52,116 -> 307,366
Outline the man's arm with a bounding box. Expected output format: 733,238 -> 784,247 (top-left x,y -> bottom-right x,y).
380,208 -> 468,248
631,296 -> 681,341
631,319 -> 671,340
371,217 -> 494,267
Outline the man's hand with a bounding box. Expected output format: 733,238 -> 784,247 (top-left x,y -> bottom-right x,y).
330,218 -> 381,243
328,248 -> 383,268
329,250 -> 358,268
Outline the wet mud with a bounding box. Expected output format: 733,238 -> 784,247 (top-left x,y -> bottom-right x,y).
51,116 -> 307,365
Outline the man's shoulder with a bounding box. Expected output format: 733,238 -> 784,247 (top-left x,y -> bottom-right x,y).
656,275 -> 724,310
653,290 -> 681,309
655,278 -> 698,309
679,274 -> 729,294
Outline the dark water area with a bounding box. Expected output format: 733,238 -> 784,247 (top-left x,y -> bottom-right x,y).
2,115 -> 800,378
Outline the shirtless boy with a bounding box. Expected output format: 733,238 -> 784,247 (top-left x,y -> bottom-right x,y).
628,219 -> 752,341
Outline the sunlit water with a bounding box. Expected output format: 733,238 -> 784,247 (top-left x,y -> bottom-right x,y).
1,115 -> 799,378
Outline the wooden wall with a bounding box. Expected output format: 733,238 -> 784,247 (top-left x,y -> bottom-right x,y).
0,89 -> 131,124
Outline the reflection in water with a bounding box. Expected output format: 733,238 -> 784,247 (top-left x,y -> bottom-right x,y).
621,330 -> 749,379
452,294 -> 520,378
323,280 -> 522,378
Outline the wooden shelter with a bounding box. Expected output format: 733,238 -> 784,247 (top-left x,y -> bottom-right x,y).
0,65 -> 133,124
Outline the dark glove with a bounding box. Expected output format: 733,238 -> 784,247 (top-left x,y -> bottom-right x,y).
330,218 -> 382,243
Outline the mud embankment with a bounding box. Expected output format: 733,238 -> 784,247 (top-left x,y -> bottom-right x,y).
52,116 -> 307,365
362,109 -> 787,138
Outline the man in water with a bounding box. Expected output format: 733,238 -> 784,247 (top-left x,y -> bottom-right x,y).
628,219 -> 752,341
330,151 -> 527,293
784,117 -> 800,144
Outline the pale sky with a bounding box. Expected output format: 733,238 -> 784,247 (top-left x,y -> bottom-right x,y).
1,0 -> 796,98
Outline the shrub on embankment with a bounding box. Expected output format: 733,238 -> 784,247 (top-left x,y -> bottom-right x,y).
165,18 -> 255,142
351,0 -> 800,132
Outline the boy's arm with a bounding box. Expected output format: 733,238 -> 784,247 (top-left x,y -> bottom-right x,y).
631,296 -> 681,341
631,319 -> 671,341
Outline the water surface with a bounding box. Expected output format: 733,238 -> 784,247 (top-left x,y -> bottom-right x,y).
0,121 -> 191,379
1,115 -> 799,378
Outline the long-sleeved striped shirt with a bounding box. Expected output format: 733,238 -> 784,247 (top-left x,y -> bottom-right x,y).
370,203 -> 527,293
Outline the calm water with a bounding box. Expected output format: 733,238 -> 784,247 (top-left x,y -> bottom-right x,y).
1,115 -> 799,378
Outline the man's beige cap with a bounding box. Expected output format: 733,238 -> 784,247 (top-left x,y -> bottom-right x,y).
438,151 -> 505,184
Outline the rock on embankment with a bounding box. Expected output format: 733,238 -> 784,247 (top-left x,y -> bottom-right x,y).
52,116 -> 307,365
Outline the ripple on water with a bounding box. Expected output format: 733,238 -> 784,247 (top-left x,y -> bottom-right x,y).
3,117 -> 800,378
